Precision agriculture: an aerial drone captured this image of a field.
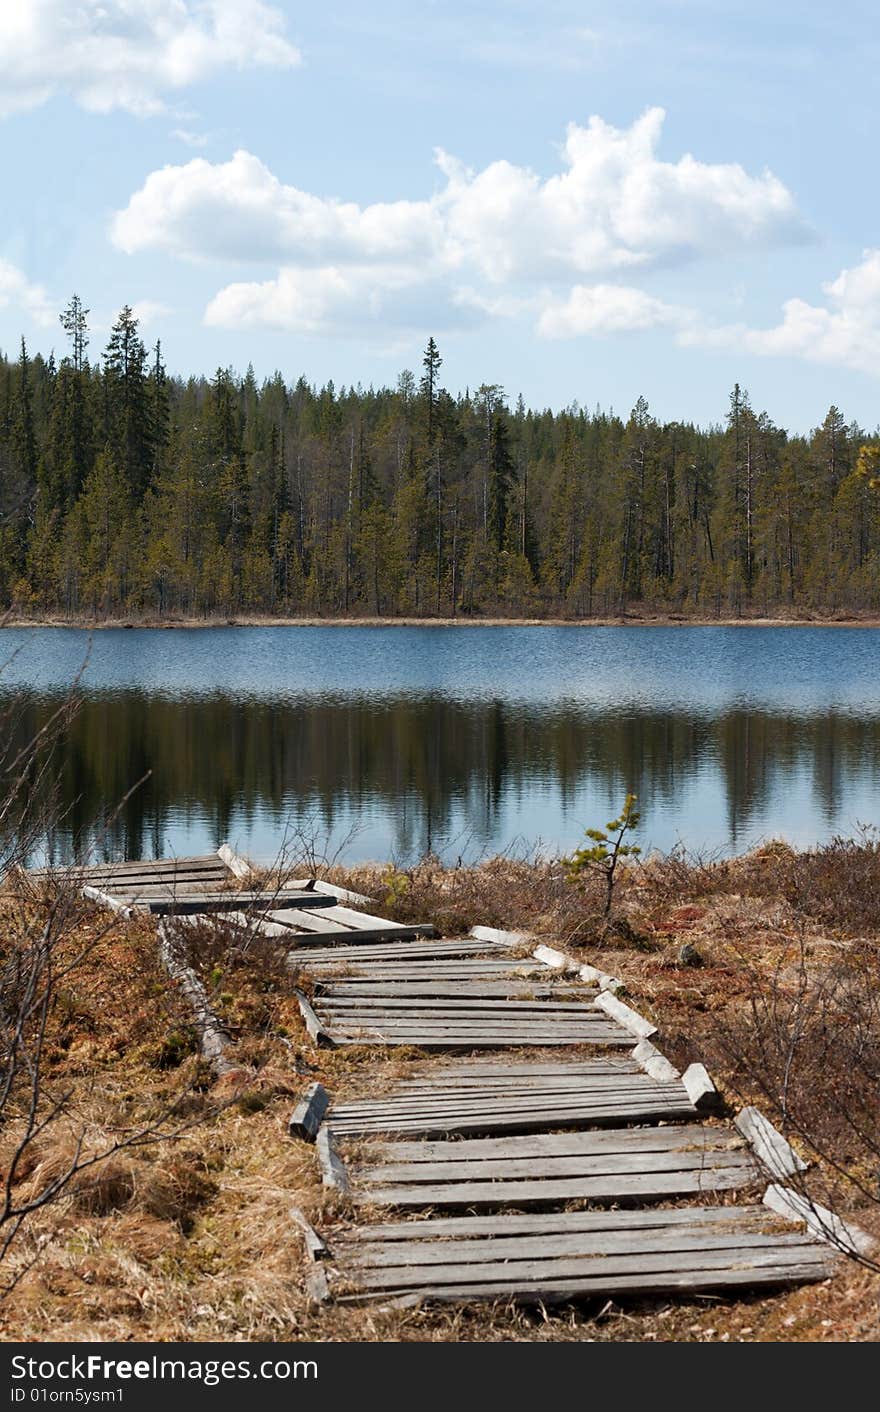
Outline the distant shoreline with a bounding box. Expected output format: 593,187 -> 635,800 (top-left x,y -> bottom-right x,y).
2,612 -> 880,630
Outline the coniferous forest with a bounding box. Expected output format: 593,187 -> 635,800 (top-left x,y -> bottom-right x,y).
2,298 -> 879,620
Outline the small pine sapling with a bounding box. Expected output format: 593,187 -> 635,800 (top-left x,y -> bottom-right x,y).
565,793 -> 642,916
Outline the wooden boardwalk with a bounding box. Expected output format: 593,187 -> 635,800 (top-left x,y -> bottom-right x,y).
45,847 -> 843,1310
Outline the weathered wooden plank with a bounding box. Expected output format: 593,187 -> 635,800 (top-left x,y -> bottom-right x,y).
316,1128 -> 350,1193
329,1099 -> 701,1136
308,879 -> 376,907
341,1242 -> 833,1292
362,1125 -> 732,1162
358,1149 -> 755,1186
316,996 -> 598,1015
338,1258 -> 833,1304
344,1203 -> 773,1243
333,1090 -> 697,1123
333,1079 -> 692,1112
340,1226 -> 819,1270
284,927 -> 441,948
322,1019 -> 626,1036
357,1082 -> 678,1104
262,907 -> 359,935
386,1059 -> 641,1077
115,890 -> 338,915
330,1036 -> 636,1051
358,1165 -> 761,1208
763,1183 -> 877,1258
317,982 -> 587,999
288,938 -> 488,959
301,960 -> 542,974
33,854 -> 225,879
295,991 -> 334,1047
595,991 -> 657,1039
288,1082 -> 330,1142
736,1107 -> 808,1179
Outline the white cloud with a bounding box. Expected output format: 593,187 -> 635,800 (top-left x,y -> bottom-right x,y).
537,283 -> 690,338
111,109 -> 806,336
0,1 -> 300,119
131,299 -> 172,329
170,128 -> 211,149
0,259 -> 55,327
683,250 -> 880,374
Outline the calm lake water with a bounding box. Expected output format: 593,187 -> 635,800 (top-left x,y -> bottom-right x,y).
3,625 -> 880,865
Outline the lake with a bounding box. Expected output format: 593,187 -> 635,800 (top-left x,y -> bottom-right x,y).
2,624 -> 880,866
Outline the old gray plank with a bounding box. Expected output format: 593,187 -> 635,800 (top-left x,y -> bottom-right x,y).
317,982 -> 589,999
343,1203 -> 774,1243
316,996 -> 599,1014
366,1125 -> 724,1162
337,1258 -> 833,1304
330,1103 -> 698,1137
342,1239 -> 828,1290
289,939 -> 492,959
340,1226 -> 819,1270
332,1082 -> 691,1114
285,925 -> 440,946
359,1165 -> 756,1207
358,1148 -> 756,1186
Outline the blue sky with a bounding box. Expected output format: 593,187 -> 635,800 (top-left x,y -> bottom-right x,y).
1,0 -> 879,430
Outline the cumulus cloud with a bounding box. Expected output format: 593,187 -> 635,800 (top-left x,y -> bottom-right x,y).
683,250 -> 880,374
0,0 -> 300,118
111,109 -> 806,336
537,283 -> 691,338
0,259 -> 55,326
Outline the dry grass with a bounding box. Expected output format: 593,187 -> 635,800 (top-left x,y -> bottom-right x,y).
1,841 -> 879,1342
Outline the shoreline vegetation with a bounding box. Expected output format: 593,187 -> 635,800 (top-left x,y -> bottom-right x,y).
2,838 -> 879,1341
4,311 -> 880,625
6,610 -> 880,630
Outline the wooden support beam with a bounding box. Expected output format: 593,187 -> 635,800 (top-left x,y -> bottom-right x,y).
632,1038 -> 681,1084
682,1063 -> 721,1112
735,1107 -> 808,1180
295,991 -> 334,1048
82,885 -> 135,917
217,843 -> 255,879
156,920 -> 234,1076
289,1082 -> 331,1142
470,925 -> 531,949
317,1128 -> 350,1193
291,1206 -> 330,1261
595,990 -> 657,1039
763,1184 -> 876,1259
